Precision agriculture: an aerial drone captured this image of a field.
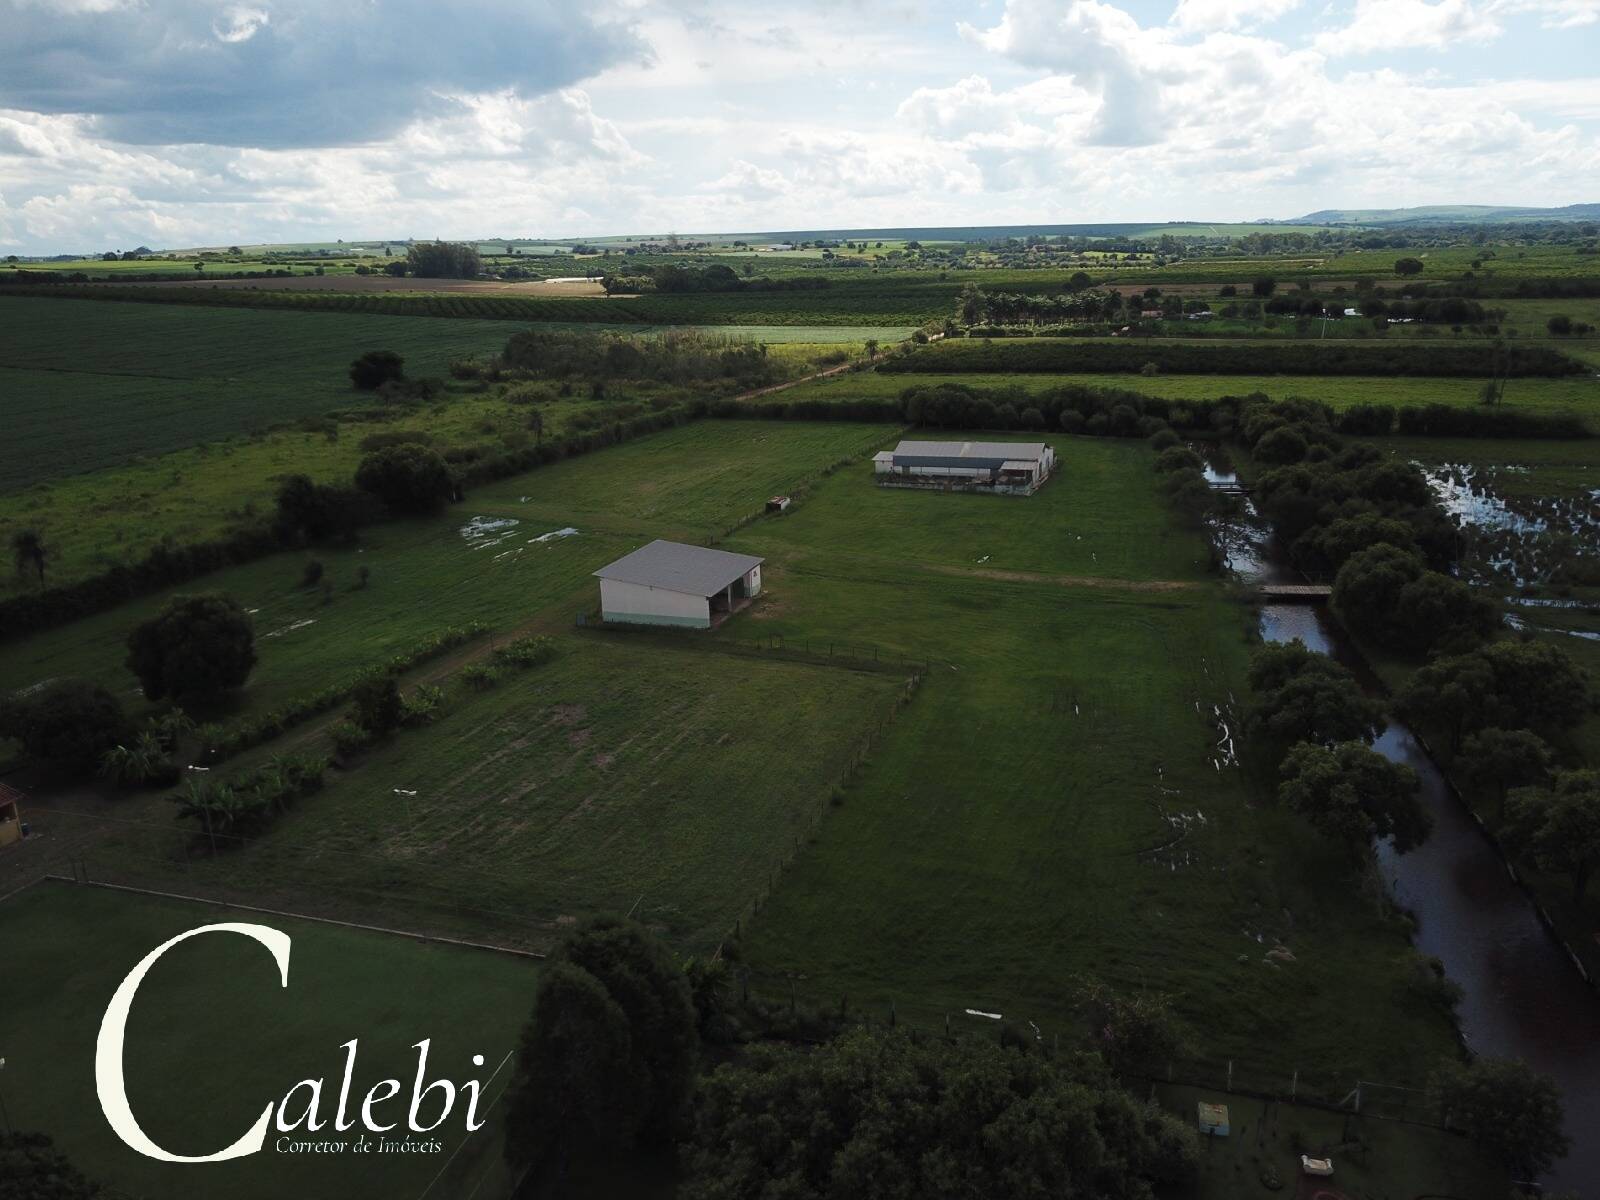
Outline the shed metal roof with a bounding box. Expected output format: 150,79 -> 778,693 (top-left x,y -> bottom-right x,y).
594,539 -> 764,597
893,440 -> 1050,462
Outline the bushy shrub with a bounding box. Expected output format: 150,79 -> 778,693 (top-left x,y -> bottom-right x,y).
349,350 -> 405,390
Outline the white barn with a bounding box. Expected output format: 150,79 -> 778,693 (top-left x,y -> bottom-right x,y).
594,540 -> 763,630
872,439 -> 1057,495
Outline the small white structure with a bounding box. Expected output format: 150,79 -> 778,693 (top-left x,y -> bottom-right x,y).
873,439 -> 1057,496
594,539 -> 763,630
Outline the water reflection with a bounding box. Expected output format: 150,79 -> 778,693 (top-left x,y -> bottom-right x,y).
1258,602 -> 1600,1193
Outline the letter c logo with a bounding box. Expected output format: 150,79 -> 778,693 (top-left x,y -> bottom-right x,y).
95,922 -> 291,1163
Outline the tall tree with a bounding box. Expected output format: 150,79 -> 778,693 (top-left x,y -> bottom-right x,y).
501,962 -> 641,1185
1398,642 -> 1590,751
354,444 -> 455,515
1247,640 -> 1386,748
682,1029 -> 1198,1200
1332,542 -> 1426,645
1074,979 -> 1188,1078
1430,1057 -> 1569,1179
1279,741 -> 1429,858
559,916 -> 698,1145
1459,728 -> 1552,820
125,593 -> 256,706
0,1131 -> 105,1199
1506,771 -> 1600,903
10,528 -> 46,586
0,679 -> 129,776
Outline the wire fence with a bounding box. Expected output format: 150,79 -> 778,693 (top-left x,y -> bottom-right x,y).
575,619 -> 931,675
719,670 -> 925,956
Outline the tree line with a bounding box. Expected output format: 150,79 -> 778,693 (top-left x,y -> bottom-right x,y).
881,339 -> 1586,378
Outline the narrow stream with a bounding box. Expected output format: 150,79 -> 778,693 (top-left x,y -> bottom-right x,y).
1201,445 -> 1600,1192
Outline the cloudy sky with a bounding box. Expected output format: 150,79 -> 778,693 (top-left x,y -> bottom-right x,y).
1,0 -> 1597,252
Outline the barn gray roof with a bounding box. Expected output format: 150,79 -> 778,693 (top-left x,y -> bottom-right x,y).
893,440 -> 1049,462
594,540 -> 764,597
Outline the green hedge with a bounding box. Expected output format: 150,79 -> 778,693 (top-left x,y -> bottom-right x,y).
879,339 -> 1585,378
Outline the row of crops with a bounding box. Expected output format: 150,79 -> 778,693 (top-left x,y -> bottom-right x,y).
0,282 -> 953,326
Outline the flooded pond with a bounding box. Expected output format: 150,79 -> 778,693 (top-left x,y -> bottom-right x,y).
1420,461 -> 1600,588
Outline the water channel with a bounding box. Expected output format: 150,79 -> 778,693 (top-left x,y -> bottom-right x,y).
1202,447 -> 1600,1192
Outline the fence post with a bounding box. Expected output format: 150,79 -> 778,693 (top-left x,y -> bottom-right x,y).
1227,1060 -> 1233,1091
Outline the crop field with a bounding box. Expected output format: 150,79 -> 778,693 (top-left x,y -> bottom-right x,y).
86,637 -> 907,950
771,365 -> 1600,423
0,882 -> 539,1200
0,282 -> 955,327
0,421 -> 900,718
0,296 -> 533,491
723,446 -> 1461,1086
1315,243 -> 1600,279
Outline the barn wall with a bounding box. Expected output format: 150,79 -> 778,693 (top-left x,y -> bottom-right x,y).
600,579 -> 712,628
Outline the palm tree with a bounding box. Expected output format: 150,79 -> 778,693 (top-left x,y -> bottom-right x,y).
10,528 -> 45,586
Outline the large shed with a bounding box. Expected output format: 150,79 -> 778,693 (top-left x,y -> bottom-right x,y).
594,540 -> 764,629
872,439 -> 1057,495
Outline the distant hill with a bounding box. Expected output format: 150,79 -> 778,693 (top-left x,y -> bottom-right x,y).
1285,203 -> 1600,226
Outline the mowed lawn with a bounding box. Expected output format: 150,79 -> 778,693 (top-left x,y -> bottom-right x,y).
0,882 -> 539,1200
772,366 -> 1600,423
0,295 -> 534,491
0,420 -> 900,723
728,444 -> 1462,1087
89,637 -> 905,952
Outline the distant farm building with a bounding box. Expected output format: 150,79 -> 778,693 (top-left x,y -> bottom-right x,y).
594,540 -> 763,629
873,440 -> 1057,496
0,783 -> 24,849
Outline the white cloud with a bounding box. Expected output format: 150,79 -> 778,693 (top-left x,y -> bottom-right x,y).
1169,0 -> 1301,33
1313,0 -> 1502,56
212,5 -> 268,43
0,0 -> 1596,250
959,1 -> 1167,145
1492,0 -> 1600,25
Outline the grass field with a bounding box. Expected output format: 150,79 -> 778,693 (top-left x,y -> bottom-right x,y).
724,443 -> 1462,1088
0,882 -> 539,1200
771,366 -> 1600,422
84,636 -> 907,950
0,296 -> 544,491
0,421 -> 900,722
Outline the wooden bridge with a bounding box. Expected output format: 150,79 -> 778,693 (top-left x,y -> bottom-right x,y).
1257,583 -> 1333,601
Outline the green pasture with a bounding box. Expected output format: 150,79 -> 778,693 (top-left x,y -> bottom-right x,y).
87,637 -> 905,951
727,449 -> 1461,1087
771,366 -> 1600,423
0,421 -> 899,718
0,388 -> 637,601
0,882 -> 539,1200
